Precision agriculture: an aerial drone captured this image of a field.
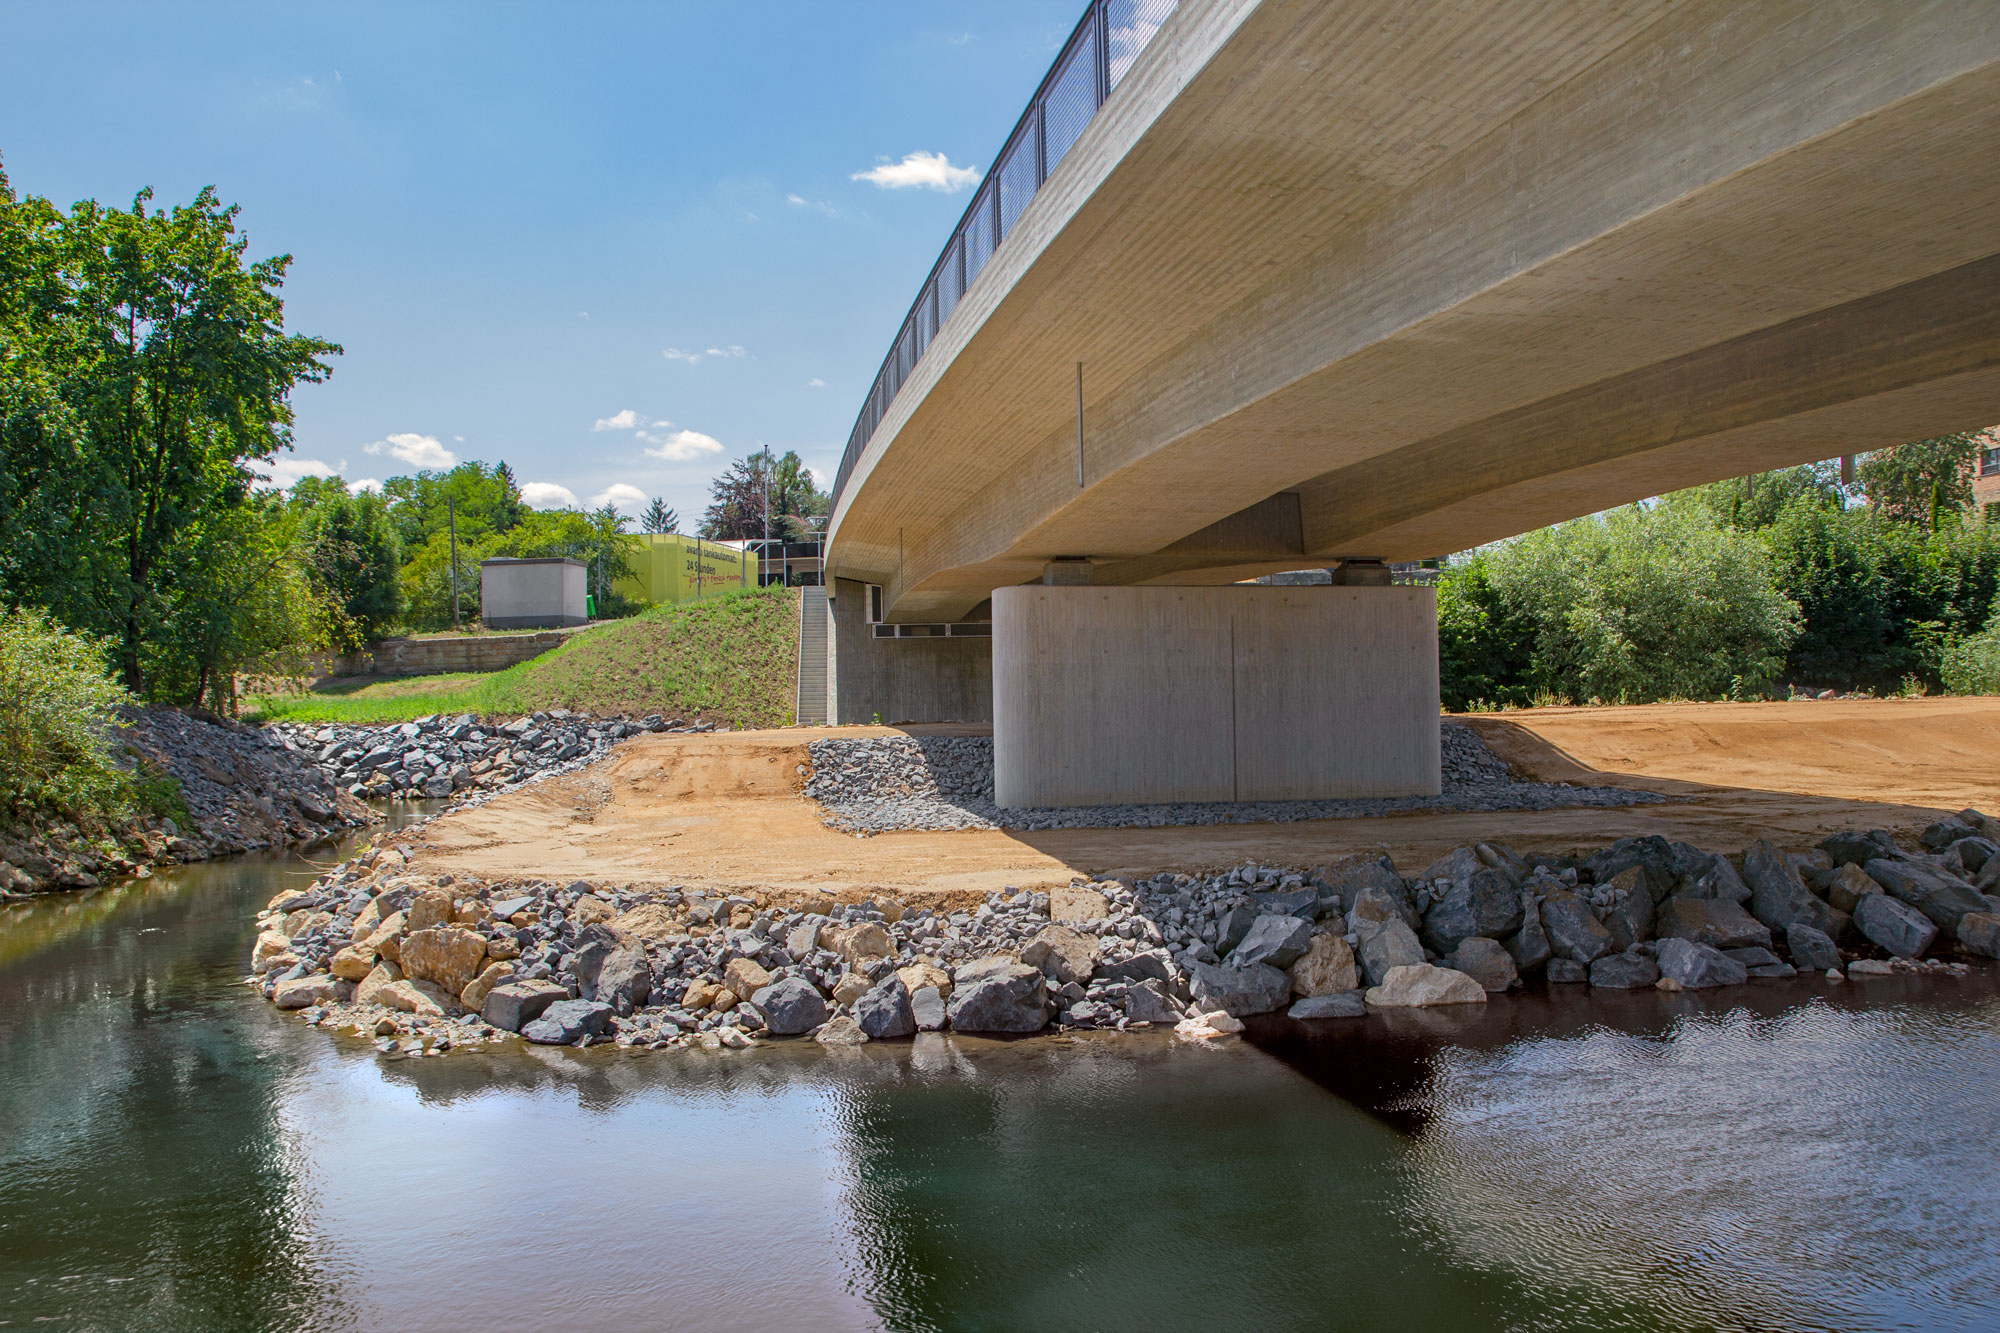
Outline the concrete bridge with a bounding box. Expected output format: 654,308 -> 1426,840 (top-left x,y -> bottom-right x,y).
819,0 -> 2000,806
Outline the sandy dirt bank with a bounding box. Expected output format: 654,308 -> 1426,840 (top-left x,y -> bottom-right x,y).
397,699 -> 2000,902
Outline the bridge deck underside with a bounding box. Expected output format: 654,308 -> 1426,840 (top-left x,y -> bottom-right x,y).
827,0 -> 2000,622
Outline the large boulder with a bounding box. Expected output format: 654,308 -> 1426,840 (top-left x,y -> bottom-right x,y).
1231,914 -> 1315,969
1655,937 -> 1748,989
1186,960 -> 1292,1016
1743,841 -> 1845,938
1364,964 -> 1487,1008
1421,869 -> 1525,953
897,960 -> 953,998
329,944 -> 377,981
1786,923 -> 1843,972
723,957 -> 774,1004
1122,979 -> 1183,1024
1320,858 -> 1412,921
1824,863 -> 1881,915
1448,937 -> 1519,992
1675,854 -> 1752,904
1346,882 -> 1419,933
1864,858 -> 1988,934
404,888 -> 454,933
1287,933 -> 1359,996
1288,992 -> 1367,1019
1504,894 -> 1553,972
377,979 -> 451,1017
1351,915 -> 1425,986
828,921 -> 895,968
459,961 -> 515,1013
1021,924 -> 1099,985
1215,905 -> 1262,956
399,925 -> 494,997
1417,846 -> 1486,888
273,974 -> 340,1009
1589,951 -> 1661,989
752,977 -> 830,1035
1659,897 -> 1772,951
910,986 -> 948,1031
1957,912 -> 2000,959
854,976 -> 916,1039
1248,888 -> 1320,920
1600,867 -> 1656,950
1538,889 -> 1614,964
354,961 -> 402,1007
522,999 -> 613,1045
592,946 -> 653,1014
1819,828 -> 1905,867
1854,892 -> 1937,958
481,978 -> 568,1032
947,959 -> 1051,1032
1583,836 -> 1679,900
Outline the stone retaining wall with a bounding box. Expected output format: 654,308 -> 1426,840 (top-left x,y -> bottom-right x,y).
321,627 -> 586,679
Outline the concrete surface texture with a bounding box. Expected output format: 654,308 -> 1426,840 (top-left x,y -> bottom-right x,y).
991,584 -> 1439,806
826,0 -> 2000,623
394,699 -> 2000,905
829,578 -> 993,725
480,557 -> 587,629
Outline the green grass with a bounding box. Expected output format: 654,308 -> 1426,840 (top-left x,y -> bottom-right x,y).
245,586 -> 800,728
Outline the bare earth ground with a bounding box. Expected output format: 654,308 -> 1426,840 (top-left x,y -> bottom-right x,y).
398,698 -> 2000,907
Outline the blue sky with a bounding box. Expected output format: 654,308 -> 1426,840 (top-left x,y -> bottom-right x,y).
2,0 -> 1086,523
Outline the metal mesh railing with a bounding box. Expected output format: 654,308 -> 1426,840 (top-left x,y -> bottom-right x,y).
831,0 -> 1180,509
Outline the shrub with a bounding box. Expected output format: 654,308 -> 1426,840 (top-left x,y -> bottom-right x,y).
1481,505 -> 1800,704
0,609 -> 138,815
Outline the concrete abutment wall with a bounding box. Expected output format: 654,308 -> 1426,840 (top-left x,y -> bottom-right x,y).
992,584 -> 1439,807
830,578 -> 993,725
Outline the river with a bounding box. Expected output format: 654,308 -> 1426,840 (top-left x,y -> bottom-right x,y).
1,830 -> 1996,1332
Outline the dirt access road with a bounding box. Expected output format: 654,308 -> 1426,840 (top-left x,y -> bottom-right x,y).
398,698 -> 2000,904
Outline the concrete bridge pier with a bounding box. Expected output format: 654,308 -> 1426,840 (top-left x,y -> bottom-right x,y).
991,583 -> 1440,809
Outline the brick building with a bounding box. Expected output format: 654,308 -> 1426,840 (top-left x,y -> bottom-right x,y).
1975,426 -> 2000,518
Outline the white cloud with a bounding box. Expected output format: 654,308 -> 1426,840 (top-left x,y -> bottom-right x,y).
363,432 -> 456,469
593,408 -> 649,431
642,428 -> 724,462
852,150 -> 980,192
254,455 -> 340,489
786,194 -> 839,217
520,482 -> 579,509
662,345 -> 747,364
589,483 -> 650,515
807,377 -> 826,388
453,434 -> 465,442
807,466 -> 830,487
350,478 -> 382,494
786,193 -> 807,206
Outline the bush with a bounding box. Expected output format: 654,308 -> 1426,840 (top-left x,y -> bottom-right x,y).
0,609 -> 138,815
1436,556 -> 1535,711
1478,505 -> 1800,704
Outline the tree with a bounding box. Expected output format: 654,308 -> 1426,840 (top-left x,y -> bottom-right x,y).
295,483 -> 402,645
700,449 -> 828,540
1860,434 -> 1979,529
380,460 -> 524,552
1478,504 -> 1801,704
640,496 -> 679,534
1666,461 -> 1848,530
0,168 -> 340,694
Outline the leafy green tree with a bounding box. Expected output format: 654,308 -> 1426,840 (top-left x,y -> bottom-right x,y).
0,167 -> 339,694
1666,461 -> 1847,530
1860,434 -> 1979,529
1481,504 -> 1800,704
1435,555 -> 1536,710
295,483 -> 402,644
640,496 -> 679,534
381,460 -> 525,551
700,449 -> 827,540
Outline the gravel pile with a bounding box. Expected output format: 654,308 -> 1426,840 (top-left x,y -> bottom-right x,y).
253,814 -> 2000,1054
804,721 -> 1661,834
274,710 -> 713,801
2,707 -> 376,896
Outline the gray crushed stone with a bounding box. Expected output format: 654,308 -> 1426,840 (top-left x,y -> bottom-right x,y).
804,722 -> 1664,833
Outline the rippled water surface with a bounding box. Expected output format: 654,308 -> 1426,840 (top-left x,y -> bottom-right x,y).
1,840 -> 1995,1331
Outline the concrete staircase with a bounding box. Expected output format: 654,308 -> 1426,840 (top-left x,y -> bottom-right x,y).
795,585 -> 829,725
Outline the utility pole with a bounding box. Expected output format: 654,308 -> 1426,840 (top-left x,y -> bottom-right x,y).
448,498 -> 461,631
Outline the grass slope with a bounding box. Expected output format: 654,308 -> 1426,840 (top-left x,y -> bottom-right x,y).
247,587 -> 800,728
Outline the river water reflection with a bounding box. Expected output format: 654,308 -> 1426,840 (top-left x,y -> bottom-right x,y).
1,838 -> 1995,1331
